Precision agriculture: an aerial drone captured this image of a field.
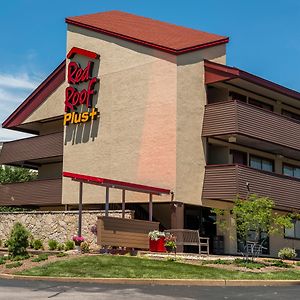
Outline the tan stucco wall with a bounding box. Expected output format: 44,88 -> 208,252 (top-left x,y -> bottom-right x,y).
269,233 -> 300,257
23,82 -> 66,124
62,25 -> 227,205
63,26 -> 177,204
175,46 -> 226,205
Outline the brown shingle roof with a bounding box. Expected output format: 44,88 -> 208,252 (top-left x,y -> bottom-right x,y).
66,10 -> 229,55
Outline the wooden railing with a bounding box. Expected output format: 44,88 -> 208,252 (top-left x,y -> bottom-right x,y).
203,164 -> 300,210
0,178 -> 62,206
0,132 -> 63,165
202,101 -> 300,151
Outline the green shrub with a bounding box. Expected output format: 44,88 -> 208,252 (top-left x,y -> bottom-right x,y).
57,243 -> 65,251
5,261 -> 22,269
0,240 -> 2,247
57,252 -> 68,258
48,239 -> 58,251
7,222 -> 30,257
11,254 -> 29,261
3,240 -> 8,248
32,239 -> 43,250
0,258 -> 6,265
271,259 -> 292,268
278,247 -> 297,260
80,241 -> 90,253
234,258 -> 265,269
211,259 -> 232,265
31,253 -> 48,262
65,240 -> 75,251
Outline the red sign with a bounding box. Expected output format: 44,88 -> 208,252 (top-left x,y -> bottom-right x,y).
64,48 -> 99,126
65,61 -> 97,112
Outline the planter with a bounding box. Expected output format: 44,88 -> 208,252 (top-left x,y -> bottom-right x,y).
165,245 -> 175,253
149,237 -> 166,252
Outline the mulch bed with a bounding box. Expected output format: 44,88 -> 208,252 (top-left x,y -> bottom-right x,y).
0,252 -> 77,275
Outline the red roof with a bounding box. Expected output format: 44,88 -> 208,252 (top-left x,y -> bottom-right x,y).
66,10 -> 229,55
63,171 -> 171,195
2,61 -> 66,129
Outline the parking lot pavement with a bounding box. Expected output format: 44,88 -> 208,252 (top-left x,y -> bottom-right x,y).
0,279 -> 300,299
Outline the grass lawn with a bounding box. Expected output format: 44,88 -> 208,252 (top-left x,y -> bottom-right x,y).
18,255 -> 300,280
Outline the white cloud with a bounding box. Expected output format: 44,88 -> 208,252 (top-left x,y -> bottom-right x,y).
0,128 -> 33,142
0,69 -> 43,141
0,73 -> 40,90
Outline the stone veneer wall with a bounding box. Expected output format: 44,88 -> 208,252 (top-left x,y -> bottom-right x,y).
0,210 -> 134,248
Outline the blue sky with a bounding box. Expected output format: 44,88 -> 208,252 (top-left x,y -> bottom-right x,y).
0,0 -> 300,140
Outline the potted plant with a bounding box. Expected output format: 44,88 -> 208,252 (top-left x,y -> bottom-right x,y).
148,230 -> 166,252
164,233 -> 176,253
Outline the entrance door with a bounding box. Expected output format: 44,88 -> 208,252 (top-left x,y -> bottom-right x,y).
184,205 -> 216,253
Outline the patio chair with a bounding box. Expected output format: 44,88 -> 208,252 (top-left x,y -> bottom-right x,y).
242,241 -> 267,260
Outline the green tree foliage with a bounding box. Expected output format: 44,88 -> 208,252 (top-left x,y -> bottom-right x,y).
7,222 -> 30,257
0,165 -> 37,184
212,194 -> 293,244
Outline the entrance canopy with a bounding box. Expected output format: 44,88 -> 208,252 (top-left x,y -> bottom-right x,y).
63,171 -> 171,195
63,171 -> 172,237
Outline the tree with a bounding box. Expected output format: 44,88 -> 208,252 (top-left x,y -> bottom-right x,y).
212,194 -> 293,251
0,165 -> 37,184
7,222 -> 30,257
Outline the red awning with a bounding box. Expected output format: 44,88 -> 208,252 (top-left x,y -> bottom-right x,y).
63,171 -> 171,195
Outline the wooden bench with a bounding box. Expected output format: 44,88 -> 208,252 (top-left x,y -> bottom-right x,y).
165,229 -> 210,255
97,216 -> 159,250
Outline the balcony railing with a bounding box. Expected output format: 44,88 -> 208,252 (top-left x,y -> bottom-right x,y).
0,132 -> 63,165
202,100 -> 300,152
203,164 -> 300,210
0,178 -> 62,206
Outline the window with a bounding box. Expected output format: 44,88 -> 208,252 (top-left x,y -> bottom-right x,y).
248,98 -> 273,111
282,109 -> 300,122
285,220 -> 300,239
283,164 -> 300,179
230,150 -> 247,165
229,91 -> 247,102
249,155 -> 274,172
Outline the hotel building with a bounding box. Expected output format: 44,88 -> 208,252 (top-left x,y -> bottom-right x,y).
1,10 -> 300,256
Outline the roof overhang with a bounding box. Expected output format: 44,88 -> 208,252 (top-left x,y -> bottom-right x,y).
204,60 -> 300,102
2,60 -> 66,131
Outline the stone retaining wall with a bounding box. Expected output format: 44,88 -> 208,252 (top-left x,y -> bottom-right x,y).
0,210 -> 134,248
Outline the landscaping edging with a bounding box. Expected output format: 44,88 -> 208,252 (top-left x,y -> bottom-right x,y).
1,274 -> 300,286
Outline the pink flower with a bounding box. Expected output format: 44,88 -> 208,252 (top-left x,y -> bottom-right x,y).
72,235 -> 85,243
